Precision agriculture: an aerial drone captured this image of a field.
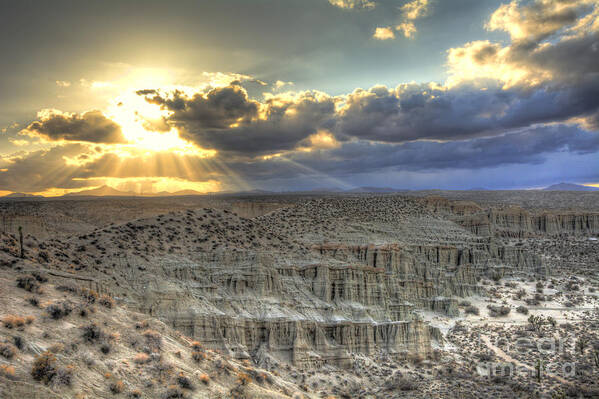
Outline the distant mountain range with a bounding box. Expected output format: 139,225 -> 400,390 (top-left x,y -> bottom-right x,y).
3,183 -> 598,198
62,185 -> 207,197
542,183 -> 599,191
1,192 -> 44,198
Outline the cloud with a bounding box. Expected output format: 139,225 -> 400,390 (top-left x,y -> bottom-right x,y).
24,109 -> 126,143
486,0 -> 594,43
373,27 -> 395,40
394,0 -> 430,38
138,86 -> 336,156
396,22 -> 416,38
448,0 -> 599,88
328,0 -> 375,10
55,80 -> 71,88
401,0 -> 429,20
0,144 -> 90,192
225,124 -> 599,183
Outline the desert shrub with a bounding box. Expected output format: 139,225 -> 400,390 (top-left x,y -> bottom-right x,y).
487,305 -> 511,317
31,351 -> 57,384
129,390 -> 142,398
81,323 -> 103,343
190,341 -> 203,351
45,301 -> 73,320
396,377 -> 418,391
151,361 -> 173,382
55,284 -> 78,293
25,315 -> 35,324
27,297 -> 40,307
458,300 -> 471,307
100,343 -> 111,354
80,288 -> 98,304
516,305 -> 529,314
515,289 -> 526,299
133,353 -> 150,364
16,275 -> 40,292
13,336 -> 23,349
162,385 -> 185,399
53,364 -> 74,386
191,351 -> 205,362
464,305 -> 480,315
0,342 -> 17,358
99,295 -> 115,309
199,373 -> 210,385
142,329 -> 162,350
237,371 -> 251,385
110,380 -> 125,394
0,364 -> 15,378
526,297 -> 540,306
48,343 -> 65,353
177,372 -> 194,390
2,315 -> 25,328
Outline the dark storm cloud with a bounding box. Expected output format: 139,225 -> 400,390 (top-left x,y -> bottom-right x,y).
25,110 -> 126,143
335,80 -> 599,143
224,124 -> 599,181
138,86 -> 336,155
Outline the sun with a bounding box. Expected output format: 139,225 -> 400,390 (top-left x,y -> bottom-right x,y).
105,89 -> 213,157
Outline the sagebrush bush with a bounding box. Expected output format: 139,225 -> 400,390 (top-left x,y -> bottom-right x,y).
53,364 -> 74,386
464,305 -> 479,315
45,301 -> 73,320
177,372 -> 194,390
142,329 -> 162,350
516,305 -> 529,314
16,275 -> 40,292
81,322 -> 103,343
31,351 -> 57,384
0,342 -> 17,359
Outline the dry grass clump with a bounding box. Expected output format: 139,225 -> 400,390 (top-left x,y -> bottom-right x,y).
0,364 -> 15,378
237,371 -> 251,385
199,373 -> 210,385
48,343 -> 65,353
190,341 -> 203,351
133,352 -> 151,364
99,294 -> 115,309
80,288 -> 99,304
2,314 -> 25,328
0,342 -> 17,359
191,351 -> 206,362
109,379 -> 125,394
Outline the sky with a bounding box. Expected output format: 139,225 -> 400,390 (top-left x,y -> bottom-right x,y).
0,0 -> 598,195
